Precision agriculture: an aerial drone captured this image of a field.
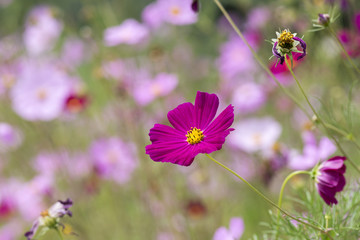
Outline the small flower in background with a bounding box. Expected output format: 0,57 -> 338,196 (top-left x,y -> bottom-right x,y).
133,73 -> 178,106
157,0 -> 197,25
10,59 -> 72,121
231,82 -> 266,114
104,19 -> 149,46
24,199 -> 73,240
288,131 -> 336,170
23,5 -> 63,56
271,29 -> 306,65
142,0 -> 197,27
213,217 -> 244,240
337,12 -> 360,58
0,122 -> 22,152
61,37 -> 89,68
228,117 -> 282,155
311,156 -> 346,205
0,220 -> 21,240
146,91 -> 234,166
90,137 -> 138,184
217,36 -> 257,81
185,200 -> 207,219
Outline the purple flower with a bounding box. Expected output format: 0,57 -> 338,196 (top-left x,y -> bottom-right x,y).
146,91 -> 234,166
104,19 -> 149,46
10,59 -> 71,121
143,0 -> 197,27
231,82 -> 266,114
0,122 -> 22,152
271,29 -> 307,64
217,36 -> 257,81
288,131 -> 336,170
313,156 -> 346,205
25,199 -> 73,240
23,5 -> 63,56
132,72 -> 178,106
213,217 -> 244,240
90,137 -> 138,184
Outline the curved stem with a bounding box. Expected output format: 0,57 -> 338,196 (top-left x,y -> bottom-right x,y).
205,154 -> 332,238
212,0 -> 310,119
56,228 -> 64,240
275,170 -> 311,239
284,58 -> 360,174
328,26 -> 360,76
278,171 -> 311,210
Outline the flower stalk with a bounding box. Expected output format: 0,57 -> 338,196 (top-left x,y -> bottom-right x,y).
205,154 -> 333,238
284,58 -> 360,174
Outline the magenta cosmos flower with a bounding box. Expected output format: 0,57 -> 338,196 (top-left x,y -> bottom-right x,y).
313,156 -> 346,205
146,91 -> 234,166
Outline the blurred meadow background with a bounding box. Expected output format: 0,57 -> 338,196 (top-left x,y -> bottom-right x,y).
1,0 -> 360,239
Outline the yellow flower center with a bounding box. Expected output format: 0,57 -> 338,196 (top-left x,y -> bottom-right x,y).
170,6 -> 181,16
278,30 -> 294,49
40,210 -> 49,217
186,127 -> 204,145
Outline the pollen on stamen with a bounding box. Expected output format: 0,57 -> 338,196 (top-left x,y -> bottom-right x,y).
278,30 -> 294,49
186,127 -> 204,145
40,210 -> 49,217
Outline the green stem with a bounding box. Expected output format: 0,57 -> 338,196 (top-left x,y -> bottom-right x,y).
278,171 -> 311,210
328,26 -> 360,76
324,123 -> 360,151
285,58 -> 360,174
212,0 -> 310,119
205,154 -> 332,238
56,228 -> 64,240
275,170 -> 311,239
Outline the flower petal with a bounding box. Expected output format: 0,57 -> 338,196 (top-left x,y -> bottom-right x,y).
148,124 -> 185,143
203,104 -> 234,135
317,184 -> 338,205
146,141 -> 196,166
317,171 -> 340,188
194,91 -> 219,130
167,102 -> 195,132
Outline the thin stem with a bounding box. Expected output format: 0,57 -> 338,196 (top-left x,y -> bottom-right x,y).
278,171 -> 311,210
212,0 -> 310,119
205,154 -> 332,238
275,170 -> 310,239
284,58 -> 360,174
328,26 -> 360,75
56,228 -> 64,240
324,123 -> 360,151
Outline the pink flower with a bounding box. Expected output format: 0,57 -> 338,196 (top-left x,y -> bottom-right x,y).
133,73 -> 178,106
157,0 -> 197,25
0,122 -> 22,152
10,60 -> 71,121
90,137 -> 138,184
104,19 -> 149,46
146,91 -> 234,166
231,82 -> 266,114
229,117 -> 282,155
142,2 -> 165,29
143,0 -> 197,27
313,156 -> 346,205
217,36 -> 257,81
213,217 -> 244,240
23,5 -> 63,55
288,131 -> 336,170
